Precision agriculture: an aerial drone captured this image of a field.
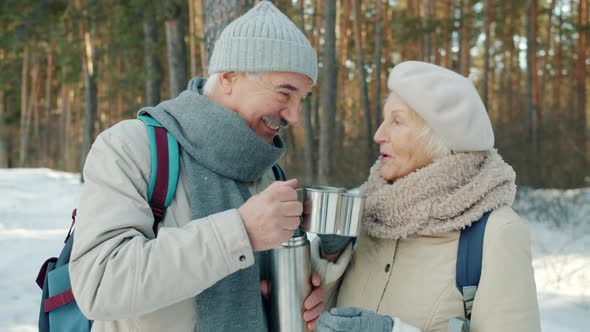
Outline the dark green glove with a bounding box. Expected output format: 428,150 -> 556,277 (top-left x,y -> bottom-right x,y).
318,234 -> 354,255
317,307 -> 394,332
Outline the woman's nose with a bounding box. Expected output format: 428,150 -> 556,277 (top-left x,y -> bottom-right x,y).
374,123 -> 386,144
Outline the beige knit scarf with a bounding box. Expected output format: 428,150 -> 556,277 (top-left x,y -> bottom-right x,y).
360,150 -> 516,239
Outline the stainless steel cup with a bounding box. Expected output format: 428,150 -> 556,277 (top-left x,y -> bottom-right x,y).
300,186 -> 365,237
337,192 -> 365,236
301,186 -> 345,235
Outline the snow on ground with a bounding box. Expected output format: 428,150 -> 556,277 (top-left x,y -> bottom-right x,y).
0,169 -> 81,332
0,168 -> 588,331
514,188 -> 590,332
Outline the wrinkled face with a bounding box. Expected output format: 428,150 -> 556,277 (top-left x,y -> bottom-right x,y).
222,72 -> 313,144
374,92 -> 432,181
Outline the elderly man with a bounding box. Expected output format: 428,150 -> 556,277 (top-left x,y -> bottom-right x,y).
69,2 -> 323,331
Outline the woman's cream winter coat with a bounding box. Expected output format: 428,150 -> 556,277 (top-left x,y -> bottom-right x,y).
312,153 -> 542,332
314,206 -> 541,332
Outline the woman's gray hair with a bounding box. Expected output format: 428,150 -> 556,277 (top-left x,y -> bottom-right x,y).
385,90 -> 452,161
416,125 -> 452,161
202,72 -> 263,96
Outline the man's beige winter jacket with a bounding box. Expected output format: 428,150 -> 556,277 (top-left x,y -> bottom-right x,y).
69,120 -> 276,331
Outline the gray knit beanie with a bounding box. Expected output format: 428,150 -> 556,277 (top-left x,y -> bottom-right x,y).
208,1 -> 318,85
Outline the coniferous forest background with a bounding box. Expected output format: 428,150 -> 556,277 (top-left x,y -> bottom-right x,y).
0,0 -> 588,189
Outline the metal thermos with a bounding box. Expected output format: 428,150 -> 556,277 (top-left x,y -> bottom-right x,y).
268,228 -> 312,332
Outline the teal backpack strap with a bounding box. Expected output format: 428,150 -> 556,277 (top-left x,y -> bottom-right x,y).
449,211 -> 492,332
272,164 -> 287,181
138,115 -> 180,235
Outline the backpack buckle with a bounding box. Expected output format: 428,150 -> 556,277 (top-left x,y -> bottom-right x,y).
462,285 -> 477,318
64,208 -> 77,243
448,317 -> 470,332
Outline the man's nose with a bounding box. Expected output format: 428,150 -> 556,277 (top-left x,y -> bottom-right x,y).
280,101 -> 302,125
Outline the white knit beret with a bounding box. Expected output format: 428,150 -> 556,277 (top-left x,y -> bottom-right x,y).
387,61 -> 494,152
208,1 -> 318,85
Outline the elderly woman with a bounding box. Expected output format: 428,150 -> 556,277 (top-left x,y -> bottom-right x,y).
312,61 -> 541,332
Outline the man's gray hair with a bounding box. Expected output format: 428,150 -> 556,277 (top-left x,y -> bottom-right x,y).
202,72 -> 263,96
202,73 -> 219,96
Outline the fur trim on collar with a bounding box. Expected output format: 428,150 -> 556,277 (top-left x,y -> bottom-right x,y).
360,150 -> 516,239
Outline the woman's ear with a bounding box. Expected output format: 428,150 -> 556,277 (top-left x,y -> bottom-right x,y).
218,72 -> 237,95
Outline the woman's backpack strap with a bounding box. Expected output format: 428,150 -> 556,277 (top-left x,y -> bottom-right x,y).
449,210 -> 492,332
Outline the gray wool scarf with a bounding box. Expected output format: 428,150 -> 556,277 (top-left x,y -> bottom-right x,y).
360,150 -> 517,239
139,78 -> 285,331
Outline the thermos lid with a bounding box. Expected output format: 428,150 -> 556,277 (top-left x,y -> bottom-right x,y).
282,232 -> 308,247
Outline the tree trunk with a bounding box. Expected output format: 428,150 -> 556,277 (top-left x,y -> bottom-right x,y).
404,0 -> 418,60
432,0 -> 441,65
314,0 -> 324,53
42,40 -> 54,166
352,0 -> 373,165
116,56 -> 124,122
19,46 -> 30,167
0,90 -> 6,168
576,0 -> 588,131
373,0 -> 384,140
482,0 -> 493,108
443,0 -> 452,68
195,0 -> 207,73
415,0 -> 424,60
33,77 -> 40,166
335,0 -> 350,153
80,62 -> 97,174
189,0 -> 198,77
296,0 -> 315,182
501,8 -> 516,126
382,3 -> 392,94
303,97 -> 314,182
554,11 -> 563,120
576,0 -> 589,182
67,87 -> 77,171
312,0 -> 323,176
144,0 -> 161,106
77,0 -> 99,177
526,0 -> 539,184
165,0 -> 188,98
541,0 -> 557,123
489,40 -> 497,122
58,10 -> 72,171
203,0 -> 253,65
19,51 -> 40,168
58,85 -> 68,170
424,0 -> 436,62
338,0 -> 351,69
318,0 -> 338,184
459,0 -> 471,76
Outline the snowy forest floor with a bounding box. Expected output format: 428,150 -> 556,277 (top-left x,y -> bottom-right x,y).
0,168 -> 588,331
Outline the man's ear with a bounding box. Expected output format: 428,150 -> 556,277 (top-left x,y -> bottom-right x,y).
218,72 -> 237,94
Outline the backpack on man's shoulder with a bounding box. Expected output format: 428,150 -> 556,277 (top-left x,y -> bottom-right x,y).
35,115 -> 179,332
